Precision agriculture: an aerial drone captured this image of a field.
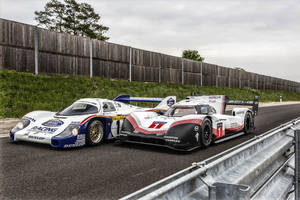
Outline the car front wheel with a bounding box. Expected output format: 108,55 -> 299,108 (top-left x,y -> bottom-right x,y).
200,118 -> 212,148
86,120 -> 105,146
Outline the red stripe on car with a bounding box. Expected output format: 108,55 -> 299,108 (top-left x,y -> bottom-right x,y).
170,119 -> 203,128
80,115 -> 97,125
226,124 -> 244,132
127,115 -> 167,134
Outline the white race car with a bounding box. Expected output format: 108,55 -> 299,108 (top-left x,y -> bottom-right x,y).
9,95 -> 176,148
119,95 -> 259,151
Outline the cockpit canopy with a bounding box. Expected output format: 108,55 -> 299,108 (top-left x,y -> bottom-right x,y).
165,104 -> 216,117
56,102 -> 99,116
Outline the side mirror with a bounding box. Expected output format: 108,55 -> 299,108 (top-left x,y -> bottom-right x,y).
103,104 -> 108,110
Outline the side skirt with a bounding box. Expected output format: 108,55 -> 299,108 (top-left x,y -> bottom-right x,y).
214,131 -> 245,144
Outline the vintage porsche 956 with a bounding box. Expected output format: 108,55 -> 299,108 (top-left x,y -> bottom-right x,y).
9,95 -> 176,148
118,95 -> 259,151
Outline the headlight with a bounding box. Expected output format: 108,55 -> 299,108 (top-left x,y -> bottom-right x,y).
72,127 -> 79,136
56,124 -> 80,138
16,122 -> 24,129
12,119 -> 30,132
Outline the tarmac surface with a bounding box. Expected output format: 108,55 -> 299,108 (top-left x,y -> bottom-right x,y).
1,104 -> 300,200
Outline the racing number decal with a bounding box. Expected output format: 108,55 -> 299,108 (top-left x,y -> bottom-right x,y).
217,122 -> 224,138
149,122 -> 166,129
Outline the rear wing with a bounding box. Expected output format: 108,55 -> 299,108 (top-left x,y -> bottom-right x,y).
189,93 -> 259,116
226,96 -> 259,116
114,95 -> 176,109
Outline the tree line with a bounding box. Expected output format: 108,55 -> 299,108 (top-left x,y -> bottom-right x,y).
35,0 -> 206,62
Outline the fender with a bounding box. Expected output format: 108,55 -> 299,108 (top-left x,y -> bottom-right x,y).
80,115 -> 125,139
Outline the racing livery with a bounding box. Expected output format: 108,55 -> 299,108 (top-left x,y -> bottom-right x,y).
9,95 -> 176,148
118,95 -> 259,151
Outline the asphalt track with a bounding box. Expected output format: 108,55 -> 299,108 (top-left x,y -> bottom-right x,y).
1,104 -> 300,200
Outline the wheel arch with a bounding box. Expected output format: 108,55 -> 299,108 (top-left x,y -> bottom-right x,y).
203,116 -> 212,124
85,117 -> 112,139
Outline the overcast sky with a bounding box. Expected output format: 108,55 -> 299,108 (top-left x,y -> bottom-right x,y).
1,0 -> 299,82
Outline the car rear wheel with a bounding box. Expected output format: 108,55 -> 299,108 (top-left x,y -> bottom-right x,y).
86,120 -> 105,145
200,118 -> 212,148
244,112 -> 253,134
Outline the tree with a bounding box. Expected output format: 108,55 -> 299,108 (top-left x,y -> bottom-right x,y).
34,0 -> 109,41
234,67 -> 246,71
182,50 -> 205,62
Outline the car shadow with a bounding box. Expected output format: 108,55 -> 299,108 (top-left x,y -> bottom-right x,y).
113,141 -> 200,155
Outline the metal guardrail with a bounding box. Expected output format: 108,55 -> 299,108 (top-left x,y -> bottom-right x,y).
121,117 -> 300,200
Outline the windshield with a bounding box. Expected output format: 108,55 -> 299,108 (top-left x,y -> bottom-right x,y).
56,103 -> 99,116
165,106 -> 197,117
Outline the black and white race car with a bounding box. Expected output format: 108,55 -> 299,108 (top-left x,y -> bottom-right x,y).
118,95 -> 259,151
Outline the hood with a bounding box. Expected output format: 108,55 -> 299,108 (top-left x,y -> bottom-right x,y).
127,112 -> 177,134
22,111 -> 91,136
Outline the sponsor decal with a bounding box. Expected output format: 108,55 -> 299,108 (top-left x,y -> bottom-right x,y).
28,135 -> 45,140
209,96 -> 220,99
164,136 -> 180,143
148,121 -> 167,129
23,116 -> 36,122
164,136 -> 178,139
167,98 -> 175,107
195,132 -> 199,142
111,116 -> 125,121
230,122 -> 239,127
63,135 -> 85,148
30,126 -> 57,133
77,134 -> 85,140
217,122 -> 224,138
42,119 -> 64,127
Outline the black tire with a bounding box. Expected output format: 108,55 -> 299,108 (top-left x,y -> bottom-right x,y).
86,120 -> 105,146
244,112 -> 253,134
199,118 -> 212,148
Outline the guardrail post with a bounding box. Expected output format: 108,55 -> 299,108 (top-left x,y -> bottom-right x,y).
256,74 -> 259,90
295,130 -> 300,200
159,54 -> 162,83
129,47 -> 132,82
238,71 -> 241,88
181,58 -> 184,84
34,26 -> 39,75
216,66 -> 219,87
89,39 -> 93,78
228,69 -> 231,88
200,62 -> 203,86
